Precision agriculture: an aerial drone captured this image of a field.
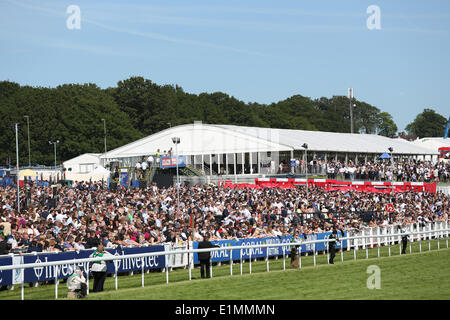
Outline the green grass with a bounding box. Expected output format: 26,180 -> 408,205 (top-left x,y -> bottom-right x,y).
1,238 -> 449,300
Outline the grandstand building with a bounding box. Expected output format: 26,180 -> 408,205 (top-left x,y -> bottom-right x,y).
100,122 -> 439,183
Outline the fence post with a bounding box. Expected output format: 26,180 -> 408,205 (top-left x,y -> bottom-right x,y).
141,257 -> 144,288
419,224 -> 422,252
86,268 -> 90,295
249,249 -> 252,274
266,246 -> 269,272
326,239 -> 330,265
115,258 -> 118,290
165,253 -> 169,284
229,249 -> 233,276
428,224 -> 431,251
377,227 -> 380,258
447,221 -> 449,249
353,237 -> 356,261
282,247 -> 286,271
365,233 -> 368,259
371,228 -> 374,248
21,274 -> 24,301
54,265 -> 58,300
437,223 -> 440,250
388,228 -> 391,257
210,256 -> 213,279
240,249 -> 243,276
313,244 -> 316,266
299,246 -> 302,269
189,252 -> 192,280
409,224 -> 412,254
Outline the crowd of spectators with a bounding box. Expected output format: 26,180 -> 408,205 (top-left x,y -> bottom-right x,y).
291,159 -> 450,183
0,175 -> 448,255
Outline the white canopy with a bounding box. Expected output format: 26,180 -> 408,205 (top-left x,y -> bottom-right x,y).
90,165 -> 111,174
101,123 -> 438,160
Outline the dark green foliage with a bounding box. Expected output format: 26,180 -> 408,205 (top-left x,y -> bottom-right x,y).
0,77 -> 399,166
405,108 -> 447,138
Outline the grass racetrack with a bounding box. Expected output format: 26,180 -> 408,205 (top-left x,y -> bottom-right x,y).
1,239 -> 449,300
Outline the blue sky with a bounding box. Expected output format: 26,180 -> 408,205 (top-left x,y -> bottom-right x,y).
1,0 -> 449,132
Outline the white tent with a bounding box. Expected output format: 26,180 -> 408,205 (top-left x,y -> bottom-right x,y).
63,153 -> 101,173
90,165 -> 111,174
101,123 -> 437,160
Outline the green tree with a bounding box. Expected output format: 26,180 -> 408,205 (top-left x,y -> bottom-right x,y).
405,109 -> 447,138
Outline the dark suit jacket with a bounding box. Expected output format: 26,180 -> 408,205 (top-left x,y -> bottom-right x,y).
197,241 -> 218,261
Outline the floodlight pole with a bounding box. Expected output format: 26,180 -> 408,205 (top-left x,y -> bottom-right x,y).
348,88 -> 354,134
302,143 -> 309,202
24,115 -> 31,167
15,123 -> 20,212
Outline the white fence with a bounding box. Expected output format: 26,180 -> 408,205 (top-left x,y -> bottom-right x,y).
0,222 -> 448,300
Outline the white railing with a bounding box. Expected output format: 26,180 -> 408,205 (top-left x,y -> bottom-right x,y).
0,222 -> 448,300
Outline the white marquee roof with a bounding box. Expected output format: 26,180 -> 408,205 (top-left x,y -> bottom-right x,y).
409,137 -> 450,152
101,123 -> 438,159
217,125 -> 437,155
101,123 -> 292,159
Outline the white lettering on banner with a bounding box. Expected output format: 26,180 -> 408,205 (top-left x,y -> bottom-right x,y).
33,257 -> 44,280
211,244 -> 229,259
114,252 -> 122,270
305,234 -> 317,251
243,241 -> 263,256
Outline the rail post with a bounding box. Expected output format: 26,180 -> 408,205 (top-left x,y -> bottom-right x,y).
299,245 -> 302,269
141,257 -> 144,287
249,248 -> 252,274
229,248 -> 233,276
240,249 -> 243,276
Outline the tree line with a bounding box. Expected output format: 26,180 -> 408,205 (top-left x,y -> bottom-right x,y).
0,76 -> 445,166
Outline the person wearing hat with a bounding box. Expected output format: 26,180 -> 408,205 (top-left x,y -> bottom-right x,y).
67,266 -> 87,298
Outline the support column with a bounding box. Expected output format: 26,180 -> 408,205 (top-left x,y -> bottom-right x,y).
226,154 -> 229,175
242,152 -> 245,175
258,152 -> 261,174
209,154 -> 213,176
249,152 -> 253,174
217,153 -> 221,176
234,154 -> 237,177
202,154 -> 204,174
290,150 -> 294,174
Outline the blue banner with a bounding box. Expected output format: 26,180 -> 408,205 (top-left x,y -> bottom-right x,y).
120,171 -> 128,187
0,256 -> 13,285
0,246 -> 165,286
193,232 -> 347,263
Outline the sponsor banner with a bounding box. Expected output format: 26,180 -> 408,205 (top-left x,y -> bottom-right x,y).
0,256 -> 13,286
193,232 -> 347,263
0,246 -> 165,286
160,156 -> 187,169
